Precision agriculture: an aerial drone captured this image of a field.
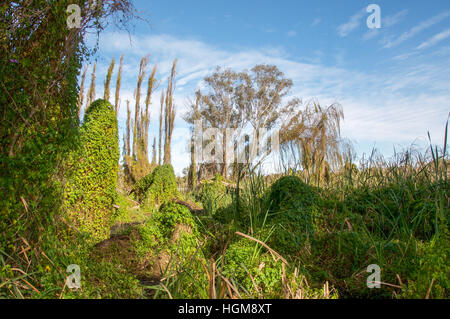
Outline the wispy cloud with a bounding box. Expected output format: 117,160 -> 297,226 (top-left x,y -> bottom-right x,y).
337,8 -> 366,37
432,45 -> 450,56
286,30 -> 296,37
417,28 -> 450,50
384,9 -> 409,27
363,9 -> 408,41
383,11 -> 450,48
363,29 -> 379,41
391,51 -> 417,61
91,32 -> 450,174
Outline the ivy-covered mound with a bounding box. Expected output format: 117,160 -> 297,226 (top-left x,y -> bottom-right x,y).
90,202 -> 208,298
64,99 -> 119,244
133,202 -> 202,275
266,175 -> 320,255
133,164 -> 179,207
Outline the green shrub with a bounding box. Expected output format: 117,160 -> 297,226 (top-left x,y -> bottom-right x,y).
221,239 -> 284,298
310,231 -> 370,275
132,202 -> 208,298
135,203 -> 197,252
268,176 -> 318,211
222,237 -> 339,298
64,99 -> 119,244
133,164 -> 179,207
200,174 -> 232,217
266,175 -> 320,255
399,232 -> 449,298
306,230 -> 394,298
134,202 -> 201,267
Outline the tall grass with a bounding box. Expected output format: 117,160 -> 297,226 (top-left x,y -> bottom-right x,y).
156,122 -> 448,299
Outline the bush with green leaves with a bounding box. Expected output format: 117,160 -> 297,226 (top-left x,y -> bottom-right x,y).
268,175 -> 318,212
0,1 -> 80,235
137,202 -> 198,255
133,164 -> 179,207
133,202 -> 200,266
399,231 -> 449,299
307,230 -> 380,297
265,175 -> 321,255
64,99 -> 119,244
132,202 -> 208,297
221,238 -> 284,297
200,174 -> 232,217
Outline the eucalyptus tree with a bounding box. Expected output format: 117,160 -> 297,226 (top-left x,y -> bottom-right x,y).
238,64 -> 300,132
185,64 -> 302,179
185,67 -> 244,179
236,64 -> 301,172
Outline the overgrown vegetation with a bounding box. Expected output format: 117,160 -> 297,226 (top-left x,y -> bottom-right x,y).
132,164 -> 180,207
63,99 -> 119,244
0,1 -> 447,300
0,0 -> 140,298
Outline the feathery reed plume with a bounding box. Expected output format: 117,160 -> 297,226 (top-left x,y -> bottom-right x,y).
115,54 -> 124,115
86,61 -> 96,107
163,59 -> 177,165
133,54 -> 149,160
104,57 -> 115,102
143,64 -> 157,158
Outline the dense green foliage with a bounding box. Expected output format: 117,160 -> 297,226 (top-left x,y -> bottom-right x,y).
133,164 -> 179,207
0,0 -> 139,298
0,1 -> 82,255
1,1 -> 447,300
134,202 -> 199,257
268,175 -> 318,212
199,174 -> 232,217
266,176 -> 321,255
64,99 -> 120,244
0,1 -> 88,299
221,239 -> 284,297
192,144 -> 449,299
132,202 -> 208,298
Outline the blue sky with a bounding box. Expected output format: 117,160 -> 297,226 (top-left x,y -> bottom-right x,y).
82,0 -> 450,175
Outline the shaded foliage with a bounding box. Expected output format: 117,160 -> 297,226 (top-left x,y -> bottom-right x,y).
133,164 -> 179,207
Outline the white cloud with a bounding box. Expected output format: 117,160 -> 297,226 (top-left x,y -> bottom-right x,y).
363,9 -> 408,41
384,9 -> 409,27
286,30 -> 296,37
417,28 -> 450,50
383,11 -> 450,48
391,51 -> 417,61
87,32 -> 450,174
363,29 -> 379,41
432,45 -> 450,56
337,8 -> 366,37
